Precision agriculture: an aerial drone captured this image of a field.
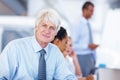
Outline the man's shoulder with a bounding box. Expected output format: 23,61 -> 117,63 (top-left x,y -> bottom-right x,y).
48,43 -> 59,50
7,36 -> 32,46
48,43 -> 62,54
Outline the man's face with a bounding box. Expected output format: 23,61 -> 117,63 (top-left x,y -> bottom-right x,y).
35,19 -> 57,44
86,5 -> 94,19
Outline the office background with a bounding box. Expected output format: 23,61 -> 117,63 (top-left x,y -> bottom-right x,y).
0,0 -> 120,73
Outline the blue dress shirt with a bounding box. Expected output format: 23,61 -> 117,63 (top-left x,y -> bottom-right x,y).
70,16 -> 95,56
0,36 -> 77,80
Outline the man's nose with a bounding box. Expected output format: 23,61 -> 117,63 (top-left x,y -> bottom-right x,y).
45,27 -> 51,32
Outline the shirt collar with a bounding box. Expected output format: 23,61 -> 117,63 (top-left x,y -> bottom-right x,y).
80,15 -> 88,24
31,36 -> 49,54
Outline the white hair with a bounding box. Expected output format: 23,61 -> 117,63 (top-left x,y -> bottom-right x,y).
35,8 -> 61,31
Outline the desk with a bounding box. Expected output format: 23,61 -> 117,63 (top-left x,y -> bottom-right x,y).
97,68 -> 120,80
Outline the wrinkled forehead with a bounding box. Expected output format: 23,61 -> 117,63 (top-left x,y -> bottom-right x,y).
40,19 -> 56,28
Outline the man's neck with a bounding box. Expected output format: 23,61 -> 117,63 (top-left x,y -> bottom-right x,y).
82,14 -> 89,20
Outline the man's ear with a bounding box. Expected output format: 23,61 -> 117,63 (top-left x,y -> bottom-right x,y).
35,26 -> 38,32
54,31 -> 57,36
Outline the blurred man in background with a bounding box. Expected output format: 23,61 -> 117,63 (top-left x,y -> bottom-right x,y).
71,1 -> 99,78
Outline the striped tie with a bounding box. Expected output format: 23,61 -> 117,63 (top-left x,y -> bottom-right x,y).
38,49 -> 46,80
87,22 -> 93,43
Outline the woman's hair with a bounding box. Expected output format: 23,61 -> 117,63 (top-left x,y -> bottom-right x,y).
51,27 -> 67,43
35,8 -> 61,31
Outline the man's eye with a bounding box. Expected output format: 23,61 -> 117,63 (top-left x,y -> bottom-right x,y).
50,27 -> 56,31
42,25 -> 47,27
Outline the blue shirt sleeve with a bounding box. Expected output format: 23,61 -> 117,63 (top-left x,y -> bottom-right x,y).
53,48 -> 77,80
0,41 -> 19,79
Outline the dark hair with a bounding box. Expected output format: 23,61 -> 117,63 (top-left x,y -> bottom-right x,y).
51,27 -> 67,43
82,1 -> 94,11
